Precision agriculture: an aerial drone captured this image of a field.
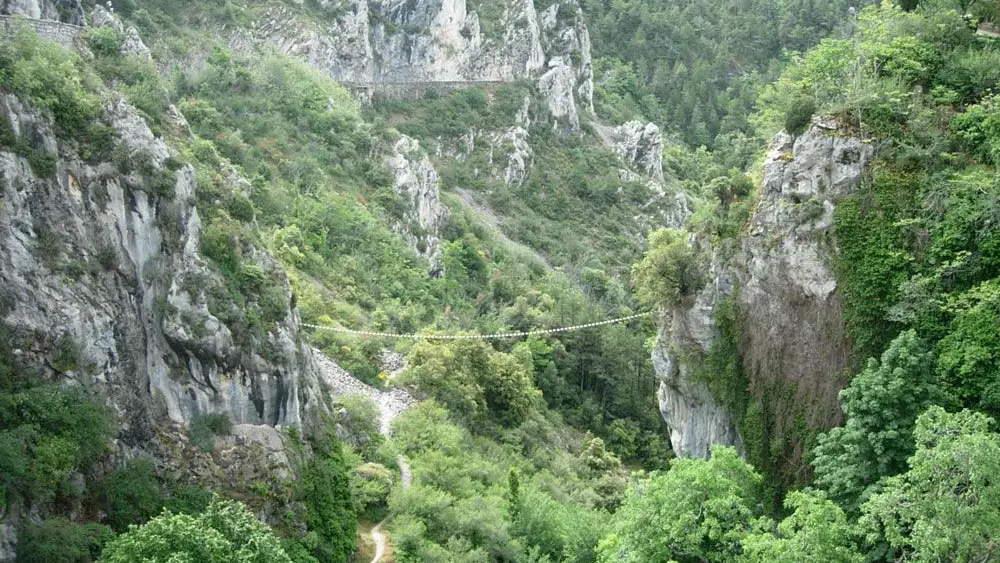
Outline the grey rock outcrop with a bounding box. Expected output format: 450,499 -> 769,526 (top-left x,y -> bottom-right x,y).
312,349 -> 415,435
606,121 -> 665,186
236,0 -> 545,84
90,5 -> 152,59
0,88 -> 334,560
538,0 -> 593,131
386,135 -> 449,274
1,0 -> 83,24
654,118 -> 873,458
653,250 -> 743,458
492,125 -> 533,187
0,92 -> 329,432
232,0 -> 594,131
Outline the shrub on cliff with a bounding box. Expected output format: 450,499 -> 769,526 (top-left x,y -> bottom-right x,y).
631,228 -> 705,311
784,96 -> 816,136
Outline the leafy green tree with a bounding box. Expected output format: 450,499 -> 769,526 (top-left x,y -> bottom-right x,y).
334,394 -> 383,459
784,96 -> 817,135
937,279 -> 1000,419
597,446 -> 760,563
350,462 -> 392,515
299,438 -> 356,562
740,490 -> 862,563
0,25 -> 100,132
99,457 -> 165,532
0,329 -> 112,505
631,228 -> 705,311
17,518 -> 112,563
99,497 -> 292,563
399,340 -> 539,428
812,330 -> 938,512
859,407 -> 1000,562
390,401 -> 464,457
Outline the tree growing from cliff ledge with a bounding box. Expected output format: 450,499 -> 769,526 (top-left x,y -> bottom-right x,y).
811,330 -> 939,514
631,228 -> 705,312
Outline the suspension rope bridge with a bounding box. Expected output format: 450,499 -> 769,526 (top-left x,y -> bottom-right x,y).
301,312 -> 651,341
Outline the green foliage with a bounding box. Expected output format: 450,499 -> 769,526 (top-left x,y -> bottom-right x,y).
859,407 -> 1000,562
582,0 -> 855,153
0,327 -> 112,505
937,279 -> 1000,419
754,2 -> 972,138
740,490 -> 862,563
834,165 -> 919,360
399,339 -> 540,429
84,27 -> 124,57
98,457 -> 165,532
163,485 -> 214,516
333,394 -> 383,459
784,96 -> 817,135
297,437 -> 356,563
16,518 -> 112,563
372,85 -> 530,139
0,25 -> 101,134
189,413 -> 233,453
99,496 -> 293,563
350,462 -> 393,516
952,93 -> 1000,165
597,446 -> 761,563
631,228 -> 704,311
388,402 -> 613,562
812,330 -> 939,513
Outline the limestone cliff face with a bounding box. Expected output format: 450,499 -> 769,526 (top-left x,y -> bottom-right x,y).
654,118 -> 873,458
653,248 -> 743,458
234,0 -> 593,129
0,90 -> 331,432
0,88 -> 343,558
604,121 -> 665,186
0,0 -> 83,24
386,135 -> 449,274
240,0 -> 543,83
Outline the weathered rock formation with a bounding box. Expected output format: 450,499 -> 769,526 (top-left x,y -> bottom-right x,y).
386,135 -> 449,274
232,0 -> 593,130
0,71 -> 349,556
0,0 -> 83,24
655,118 -> 873,458
492,125 -> 533,187
605,121 -> 665,186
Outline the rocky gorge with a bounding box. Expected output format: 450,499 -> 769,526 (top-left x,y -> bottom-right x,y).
5,0 -> 986,559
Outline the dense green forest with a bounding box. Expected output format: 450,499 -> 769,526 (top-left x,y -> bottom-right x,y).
2,0 -> 1000,560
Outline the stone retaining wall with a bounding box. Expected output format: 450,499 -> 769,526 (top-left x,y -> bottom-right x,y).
0,15 -> 83,50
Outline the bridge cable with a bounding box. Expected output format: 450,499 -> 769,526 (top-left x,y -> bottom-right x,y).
301,312 -> 651,341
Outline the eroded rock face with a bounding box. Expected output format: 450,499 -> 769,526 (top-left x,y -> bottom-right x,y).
607,121 -> 664,185
538,0 -> 593,130
236,0 -> 545,84
0,92 -> 329,429
654,118 -> 873,458
653,249 -> 744,458
233,0 -> 593,132
493,126 -> 533,187
1,0 -> 83,24
386,135 -> 449,274
0,90 -> 334,560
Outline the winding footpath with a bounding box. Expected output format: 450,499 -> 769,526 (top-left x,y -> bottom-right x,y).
311,349 -> 414,563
